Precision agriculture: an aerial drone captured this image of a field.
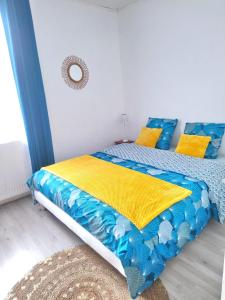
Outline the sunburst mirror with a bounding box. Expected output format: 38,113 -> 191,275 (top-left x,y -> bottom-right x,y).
61,56 -> 89,90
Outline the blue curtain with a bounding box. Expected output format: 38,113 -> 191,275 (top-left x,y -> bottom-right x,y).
0,0 -> 55,172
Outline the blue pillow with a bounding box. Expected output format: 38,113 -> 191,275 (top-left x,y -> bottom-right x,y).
146,118 -> 178,150
184,122 -> 225,159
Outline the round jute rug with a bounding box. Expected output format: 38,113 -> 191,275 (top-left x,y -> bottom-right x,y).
6,245 -> 169,300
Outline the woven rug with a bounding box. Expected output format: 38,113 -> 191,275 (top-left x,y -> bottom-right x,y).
6,245 -> 169,300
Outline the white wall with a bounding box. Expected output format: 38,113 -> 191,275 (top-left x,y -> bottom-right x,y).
30,0 -> 124,162
29,0 -> 225,159
118,0 -> 225,153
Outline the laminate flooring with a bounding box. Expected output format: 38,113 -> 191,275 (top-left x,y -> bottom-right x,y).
0,197 -> 224,300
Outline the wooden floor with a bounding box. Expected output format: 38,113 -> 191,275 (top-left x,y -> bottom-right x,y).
0,197 -> 224,300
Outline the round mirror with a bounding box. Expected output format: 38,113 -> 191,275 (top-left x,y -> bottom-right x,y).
62,56 -> 89,90
69,64 -> 83,82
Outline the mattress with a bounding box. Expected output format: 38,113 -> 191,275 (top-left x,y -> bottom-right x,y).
27,148 -> 213,299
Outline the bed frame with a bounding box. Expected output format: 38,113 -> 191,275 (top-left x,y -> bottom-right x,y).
34,190 -> 126,277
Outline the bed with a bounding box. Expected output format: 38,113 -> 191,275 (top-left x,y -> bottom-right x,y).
27,143 -> 225,299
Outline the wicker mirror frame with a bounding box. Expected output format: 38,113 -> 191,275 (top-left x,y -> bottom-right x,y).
61,56 -> 89,90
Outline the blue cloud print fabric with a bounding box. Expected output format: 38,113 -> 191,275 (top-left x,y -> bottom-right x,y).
184,122 -> 225,159
146,118 -> 178,150
27,152 -> 212,299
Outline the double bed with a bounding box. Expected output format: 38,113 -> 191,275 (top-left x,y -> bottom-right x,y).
27,143 -> 225,299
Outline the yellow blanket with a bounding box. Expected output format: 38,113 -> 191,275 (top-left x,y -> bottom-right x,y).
43,155 -> 192,229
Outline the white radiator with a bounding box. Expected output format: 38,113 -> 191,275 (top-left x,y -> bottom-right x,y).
0,141 -> 32,204
0,183 -> 28,203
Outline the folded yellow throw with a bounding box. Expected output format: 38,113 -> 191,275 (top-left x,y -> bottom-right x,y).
43,155 -> 192,229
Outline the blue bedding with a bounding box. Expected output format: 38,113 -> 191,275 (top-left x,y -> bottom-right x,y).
105,143 -> 224,222
27,149 -> 213,299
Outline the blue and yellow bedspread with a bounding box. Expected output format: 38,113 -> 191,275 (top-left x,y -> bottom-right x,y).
27,152 -> 212,299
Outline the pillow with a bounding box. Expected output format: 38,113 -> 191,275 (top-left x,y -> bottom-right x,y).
135,127 -> 163,148
184,122 -> 225,159
175,134 -> 211,158
146,117 -> 178,150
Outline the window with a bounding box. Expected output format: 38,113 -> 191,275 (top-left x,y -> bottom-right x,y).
0,17 -> 26,144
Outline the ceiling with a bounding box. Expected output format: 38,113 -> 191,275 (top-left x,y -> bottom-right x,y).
81,0 -> 138,10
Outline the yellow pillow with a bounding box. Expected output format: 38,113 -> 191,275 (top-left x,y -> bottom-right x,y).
135,127 -> 163,148
175,134 -> 211,158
